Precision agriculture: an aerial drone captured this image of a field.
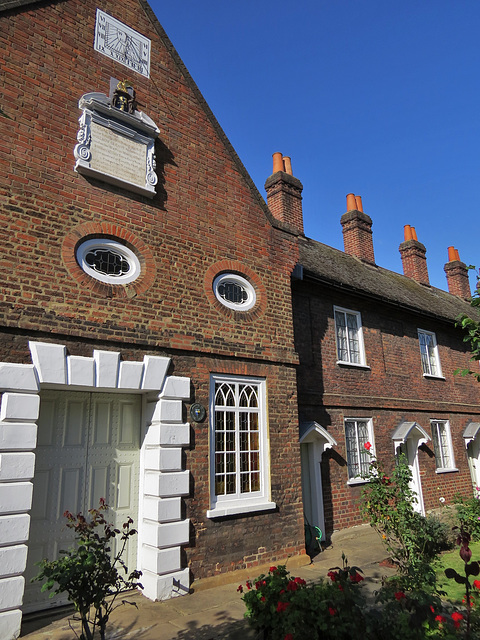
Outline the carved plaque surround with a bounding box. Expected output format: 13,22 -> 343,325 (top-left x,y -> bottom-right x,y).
74,92 -> 159,198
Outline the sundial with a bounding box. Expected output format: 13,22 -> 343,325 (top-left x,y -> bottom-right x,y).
94,9 -> 151,78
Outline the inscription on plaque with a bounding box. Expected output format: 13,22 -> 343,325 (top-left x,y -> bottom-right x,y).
90,123 -> 146,187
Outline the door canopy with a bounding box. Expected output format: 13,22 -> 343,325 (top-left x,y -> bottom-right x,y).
392,421 -> 430,454
299,421 -> 338,450
463,422 -> 480,449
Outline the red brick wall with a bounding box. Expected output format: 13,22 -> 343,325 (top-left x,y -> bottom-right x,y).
294,282 -> 480,532
0,0 -> 305,577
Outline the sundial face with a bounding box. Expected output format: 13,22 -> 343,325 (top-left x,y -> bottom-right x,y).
94,9 -> 151,78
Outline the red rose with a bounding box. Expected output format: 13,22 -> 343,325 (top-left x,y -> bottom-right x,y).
277,601 -> 290,613
364,441 -> 372,451
328,607 -> 337,616
270,566 -> 278,573
394,591 -> 406,600
474,579 -> 480,590
237,585 -> 243,593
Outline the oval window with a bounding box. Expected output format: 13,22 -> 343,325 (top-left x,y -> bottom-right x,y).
213,274 -> 256,311
76,239 -> 141,285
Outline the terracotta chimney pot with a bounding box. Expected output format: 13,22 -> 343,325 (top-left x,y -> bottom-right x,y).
455,248 -> 461,261
346,193 -> 357,211
283,156 -> 292,175
411,226 -> 418,241
272,152 -> 285,173
447,246 -> 457,262
404,225 -> 413,241
355,195 -> 363,212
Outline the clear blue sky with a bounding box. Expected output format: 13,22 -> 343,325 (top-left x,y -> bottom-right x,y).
149,0 -> 479,293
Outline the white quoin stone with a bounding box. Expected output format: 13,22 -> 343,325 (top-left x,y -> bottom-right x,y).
0,482 -> 33,513
143,496 -> 181,523
142,356 -> 170,391
142,567 -> 190,601
67,356 -> 95,387
141,545 -> 181,575
159,400 -> 183,423
93,350 -> 120,388
0,364 -> 38,392
0,453 -> 35,481
159,424 -> 190,447
0,424 -> 37,450
144,448 -> 182,472
0,514 -> 30,546
0,576 -> 24,609
0,545 -> 28,578
142,519 -> 190,549
144,471 -> 190,498
0,394 -> 40,422
160,376 -> 190,400
118,361 -> 144,389
29,342 -> 67,384
0,609 -> 22,640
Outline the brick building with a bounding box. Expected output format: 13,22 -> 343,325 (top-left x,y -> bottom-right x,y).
1,0 -> 480,639
291,193 -> 480,536
0,1 -> 306,637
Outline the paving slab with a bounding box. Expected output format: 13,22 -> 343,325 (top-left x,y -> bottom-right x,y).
21,524 -> 394,640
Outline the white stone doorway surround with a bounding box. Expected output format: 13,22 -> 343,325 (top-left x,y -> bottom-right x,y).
0,341 -> 191,640
392,421 -> 430,516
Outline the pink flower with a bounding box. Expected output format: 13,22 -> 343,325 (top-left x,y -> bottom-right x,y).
394,591 -> 406,600
364,441 -> 372,451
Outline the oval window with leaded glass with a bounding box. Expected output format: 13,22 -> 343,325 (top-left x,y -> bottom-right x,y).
76,239 -> 141,285
213,273 -> 256,311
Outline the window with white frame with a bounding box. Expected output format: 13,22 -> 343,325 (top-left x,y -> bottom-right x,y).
418,329 -> 442,377
431,420 -> 456,472
334,307 -> 366,366
207,375 -> 275,518
345,418 -> 373,481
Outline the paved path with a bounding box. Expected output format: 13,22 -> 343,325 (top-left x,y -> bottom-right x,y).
21,524 -> 395,639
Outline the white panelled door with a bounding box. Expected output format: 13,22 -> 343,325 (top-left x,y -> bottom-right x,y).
23,391 -> 141,612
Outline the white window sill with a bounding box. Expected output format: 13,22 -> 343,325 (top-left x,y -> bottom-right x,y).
435,467 -> 458,474
336,361 -> 370,370
207,500 -> 277,519
347,477 -> 369,486
423,374 -> 446,380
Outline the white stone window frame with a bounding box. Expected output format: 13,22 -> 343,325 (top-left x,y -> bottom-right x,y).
207,374 -> 275,518
76,238 -> 141,285
431,419 -> 457,473
418,329 -> 444,379
334,306 -> 369,368
213,273 -> 256,311
344,418 -> 375,484
0,341 -> 192,639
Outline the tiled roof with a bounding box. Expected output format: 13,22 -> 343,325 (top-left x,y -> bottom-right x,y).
298,236 -> 475,324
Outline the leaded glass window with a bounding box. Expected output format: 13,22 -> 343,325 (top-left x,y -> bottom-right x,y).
431,420 -> 454,470
345,419 -> 372,480
214,380 -> 261,497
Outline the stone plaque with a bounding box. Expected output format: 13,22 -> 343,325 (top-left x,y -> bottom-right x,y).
74,93 -> 159,198
90,122 -> 146,187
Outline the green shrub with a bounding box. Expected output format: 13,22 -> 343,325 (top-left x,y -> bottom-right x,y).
33,500 -> 142,640
454,491 -> 480,541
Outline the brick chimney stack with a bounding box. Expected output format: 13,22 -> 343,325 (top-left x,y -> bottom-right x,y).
340,194 -> 375,264
265,152 -> 304,233
399,225 -> 430,285
444,246 -> 471,299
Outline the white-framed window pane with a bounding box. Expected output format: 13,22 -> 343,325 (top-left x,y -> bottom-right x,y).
431,420 -> 454,470
418,330 -> 440,376
335,307 -> 365,365
211,376 -> 266,507
345,419 -> 372,480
